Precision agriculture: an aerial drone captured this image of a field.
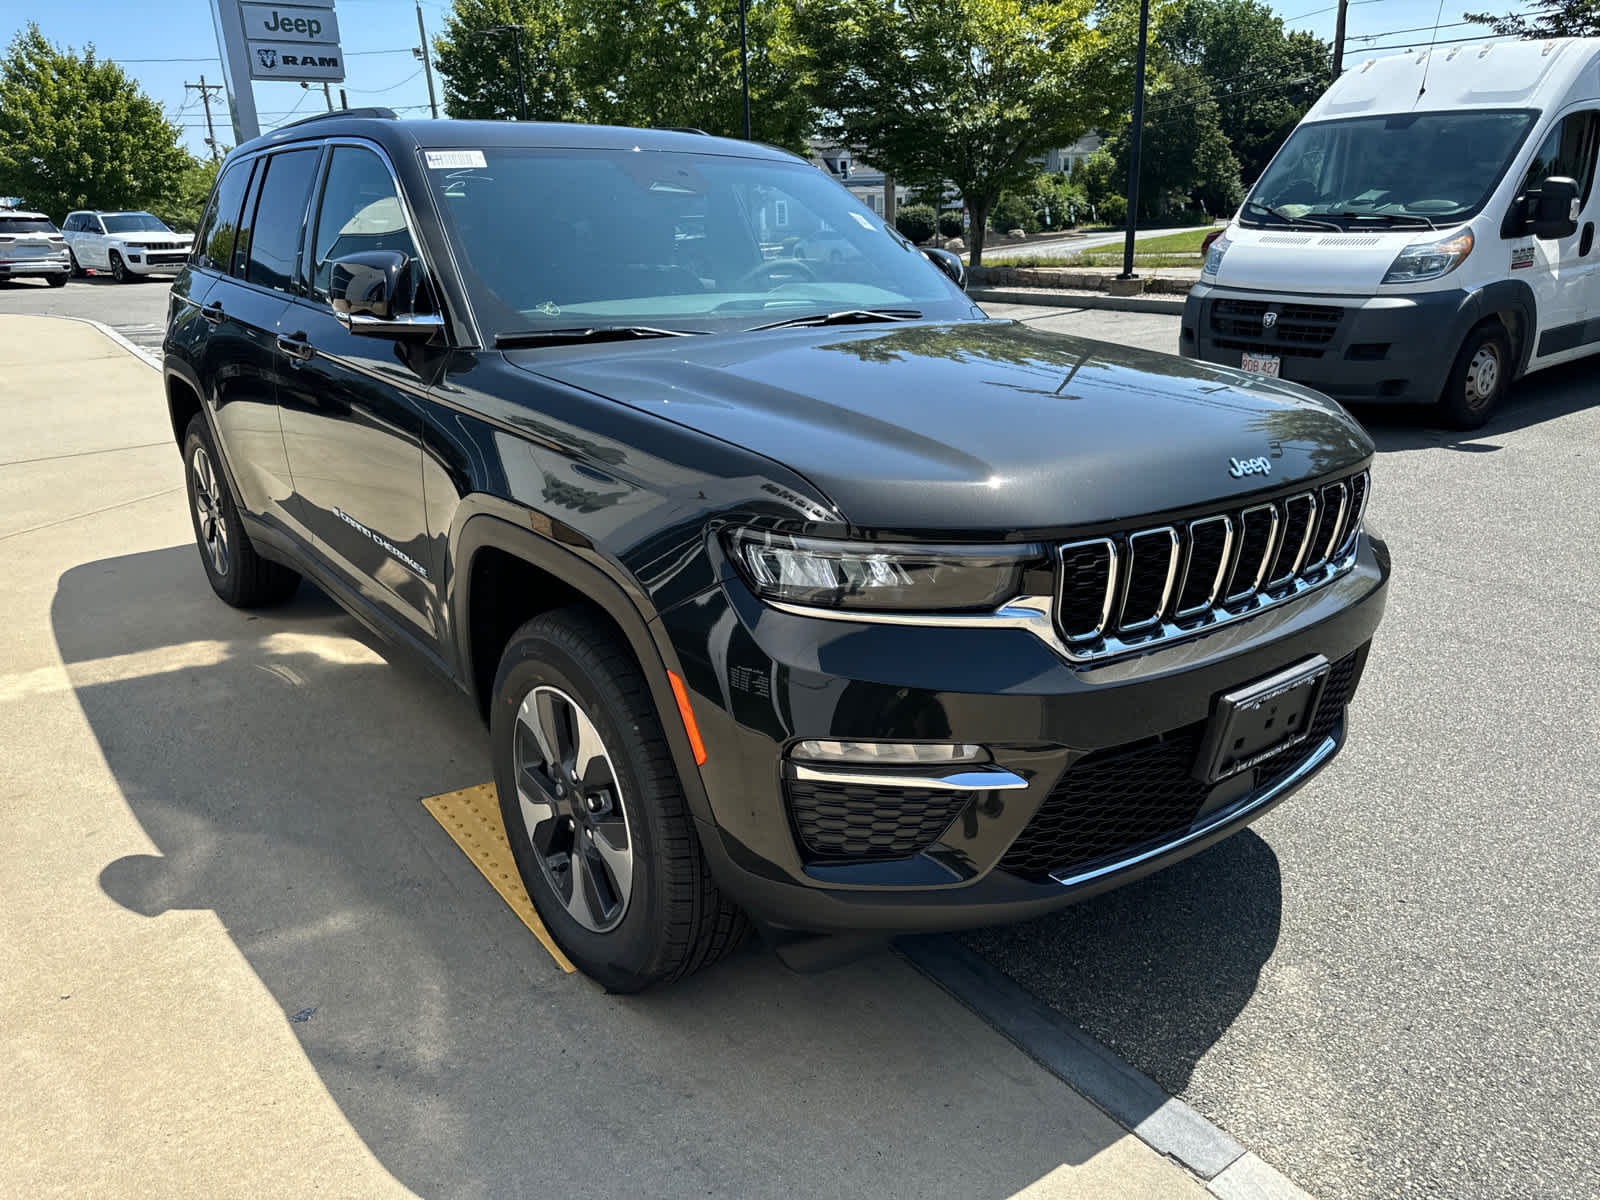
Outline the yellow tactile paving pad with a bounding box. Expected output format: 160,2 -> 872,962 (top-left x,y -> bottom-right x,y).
422,783 -> 577,974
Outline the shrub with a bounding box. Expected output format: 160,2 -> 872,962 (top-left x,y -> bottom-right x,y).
937,211 -> 964,238
1097,195 -> 1128,227
894,204 -> 938,244
989,193 -> 1037,234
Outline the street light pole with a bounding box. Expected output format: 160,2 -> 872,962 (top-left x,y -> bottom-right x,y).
1118,0 -> 1151,280
739,0 -> 751,139
512,24 -> 527,120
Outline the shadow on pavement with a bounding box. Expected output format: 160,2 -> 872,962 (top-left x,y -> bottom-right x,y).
55,544 -> 1176,1199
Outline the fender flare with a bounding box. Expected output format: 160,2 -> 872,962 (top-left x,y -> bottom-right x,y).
1457,279 -> 1538,379
451,508 -> 715,824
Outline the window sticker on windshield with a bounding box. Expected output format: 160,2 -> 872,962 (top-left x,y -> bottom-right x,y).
426,150 -> 487,170
849,211 -> 875,230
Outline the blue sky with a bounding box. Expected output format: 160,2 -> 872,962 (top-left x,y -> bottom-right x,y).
1,0 -> 1520,160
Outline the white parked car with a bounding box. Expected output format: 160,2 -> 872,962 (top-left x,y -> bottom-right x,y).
62,211 -> 194,282
0,209 -> 70,286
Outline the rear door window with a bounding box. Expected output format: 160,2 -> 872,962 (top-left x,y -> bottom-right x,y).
194,160 -> 255,273
244,148 -> 321,292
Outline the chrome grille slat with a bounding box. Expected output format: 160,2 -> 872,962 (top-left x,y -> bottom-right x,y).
1052,470 -> 1369,663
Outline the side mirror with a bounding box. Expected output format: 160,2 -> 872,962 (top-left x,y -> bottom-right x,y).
1532,176 -> 1580,240
329,251 -> 443,337
923,246 -> 967,290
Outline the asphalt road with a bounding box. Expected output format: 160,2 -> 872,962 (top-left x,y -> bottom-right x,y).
0,273 -> 172,356
982,302 -> 1600,1200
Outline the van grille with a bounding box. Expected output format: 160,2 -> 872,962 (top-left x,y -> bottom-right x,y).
1054,471 -> 1369,662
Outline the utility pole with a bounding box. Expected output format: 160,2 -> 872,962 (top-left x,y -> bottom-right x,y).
738,0 -> 751,139
322,81 -> 334,111
1332,0 -> 1348,78
1119,0 -> 1151,281
185,75 -> 224,162
415,2 -> 439,118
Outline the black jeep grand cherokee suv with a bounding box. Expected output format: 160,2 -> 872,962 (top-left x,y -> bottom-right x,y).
164,111 -> 1389,990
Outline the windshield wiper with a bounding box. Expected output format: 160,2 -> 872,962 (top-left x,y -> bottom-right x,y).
494,325 -> 708,348
1331,211 -> 1438,230
1242,202 -> 1342,232
746,308 -> 923,332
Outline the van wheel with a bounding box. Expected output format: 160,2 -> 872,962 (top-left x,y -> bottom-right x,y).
1436,324 -> 1509,430
182,414 -> 301,607
491,608 -> 749,992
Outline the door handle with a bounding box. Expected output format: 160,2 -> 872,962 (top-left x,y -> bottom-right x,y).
201,300 -> 224,325
276,332 -> 315,362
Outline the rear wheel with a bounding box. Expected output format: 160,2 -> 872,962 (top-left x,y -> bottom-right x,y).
492,608 -> 748,991
182,414 -> 301,607
1436,323 -> 1510,429
47,272 -> 67,288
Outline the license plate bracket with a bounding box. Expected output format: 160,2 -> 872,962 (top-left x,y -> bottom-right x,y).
1194,656 -> 1329,783
1241,351 -> 1281,377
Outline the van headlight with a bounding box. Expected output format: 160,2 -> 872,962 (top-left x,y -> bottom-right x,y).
727,530 -> 1042,612
1381,229 -> 1474,284
1203,233 -> 1231,277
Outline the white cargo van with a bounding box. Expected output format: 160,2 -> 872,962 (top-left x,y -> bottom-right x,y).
1182,37 -> 1600,427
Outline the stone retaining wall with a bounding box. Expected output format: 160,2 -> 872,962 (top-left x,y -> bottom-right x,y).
969,264 -> 1198,295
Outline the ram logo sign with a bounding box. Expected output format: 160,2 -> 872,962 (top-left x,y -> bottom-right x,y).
241,0 -> 344,82
246,39 -> 345,81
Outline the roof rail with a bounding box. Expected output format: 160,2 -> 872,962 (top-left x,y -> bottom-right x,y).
658,126 -> 711,135
276,107 -> 399,131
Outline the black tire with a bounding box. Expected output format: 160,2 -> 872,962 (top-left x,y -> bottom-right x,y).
491,607 -> 748,991
110,251 -> 131,283
1436,322 -> 1510,430
181,414 -> 301,607
47,272 -> 68,288
69,249 -> 85,278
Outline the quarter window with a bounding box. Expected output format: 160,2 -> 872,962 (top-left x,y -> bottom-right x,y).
194,160 -> 254,273
244,148 -> 321,292
1517,110 -> 1600,204
308,145 -> 417,301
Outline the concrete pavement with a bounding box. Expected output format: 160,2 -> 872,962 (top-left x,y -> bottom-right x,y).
0,314 -> 1207,1199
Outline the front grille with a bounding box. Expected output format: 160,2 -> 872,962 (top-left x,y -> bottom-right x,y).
1211,299 -> 1343,347
1000,648 -> 1366,878
1055,471 -> 1369,660
786,779 -> 970,861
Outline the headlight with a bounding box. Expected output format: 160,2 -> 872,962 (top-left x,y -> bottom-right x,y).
1381,229 -> 1473,284
1202,232 -> 1231,277
727,530 -> 1042,612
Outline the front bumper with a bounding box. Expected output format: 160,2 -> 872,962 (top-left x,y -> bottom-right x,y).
1180,282 -> 1469,405
663,532 -> 1390,934
122,249 -> 191,275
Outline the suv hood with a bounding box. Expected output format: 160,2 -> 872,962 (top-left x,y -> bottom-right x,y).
509,320 -> 1372,533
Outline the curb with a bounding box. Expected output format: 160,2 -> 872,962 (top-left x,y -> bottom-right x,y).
61,316 -> 162,371
896,935 -> 1311,1200
970,287 -> 1187,316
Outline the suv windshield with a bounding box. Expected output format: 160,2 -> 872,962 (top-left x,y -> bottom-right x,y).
422,146 -> 967,338
1244,109 -> 1538,228
102,213 -> 173,234
0,216 -> 57,234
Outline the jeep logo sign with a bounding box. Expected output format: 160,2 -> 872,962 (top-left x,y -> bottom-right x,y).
241,0 -> 344,82
239,2 -> 341,45
1228,456 -> 1272,479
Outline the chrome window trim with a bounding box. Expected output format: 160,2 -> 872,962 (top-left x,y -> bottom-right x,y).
1055,537 -> 1118,642
1119,527 -> 1180,632
1265,492 -> 1318,588
787,763 -> 1030,793
1224,503 -> 1280,603
1174,514 -> 1235,618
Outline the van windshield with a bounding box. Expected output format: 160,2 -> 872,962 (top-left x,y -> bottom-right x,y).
422,146 -> 969,339
1244,109 -> 1538,228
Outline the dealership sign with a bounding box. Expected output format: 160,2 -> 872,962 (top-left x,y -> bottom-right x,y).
247,40 -> 345,81
240,0 -> 344,82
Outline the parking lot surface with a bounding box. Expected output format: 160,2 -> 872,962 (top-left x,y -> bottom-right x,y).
0,274 -> 171,356
0,311 -> 1205,1198
982,302 -> 1600,1200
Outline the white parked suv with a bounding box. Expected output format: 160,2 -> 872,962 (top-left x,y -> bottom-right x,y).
0,209 -> 70,286
62,211 -> 194,282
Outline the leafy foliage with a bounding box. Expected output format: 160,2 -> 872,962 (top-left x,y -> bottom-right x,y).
893,203 -> 938,243
989,192 -> 1036,233
155,157 -> 221,232
796,0 -> 1171,264
1465,0 -> 1600,36
0,24 -> 190,221
937,211 -> 965,238
434,0 -> 575,120
1108,62 -> 1242,219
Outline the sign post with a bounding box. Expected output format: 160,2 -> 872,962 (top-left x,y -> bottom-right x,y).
209,0 -> 344,146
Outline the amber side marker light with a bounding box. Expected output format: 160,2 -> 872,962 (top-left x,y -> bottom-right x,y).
667,670 -> 708,765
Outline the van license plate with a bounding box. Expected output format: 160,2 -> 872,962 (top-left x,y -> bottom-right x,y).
1241,352 -> 1280,377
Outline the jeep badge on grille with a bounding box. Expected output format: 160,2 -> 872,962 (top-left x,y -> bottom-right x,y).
1229,456 -> 1272,478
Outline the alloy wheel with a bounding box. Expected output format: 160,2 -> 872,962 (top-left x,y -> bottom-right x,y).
513,685 -> 635,933
190,445 -> 230,578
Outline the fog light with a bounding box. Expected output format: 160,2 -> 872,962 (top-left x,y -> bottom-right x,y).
791,740 -> 986,765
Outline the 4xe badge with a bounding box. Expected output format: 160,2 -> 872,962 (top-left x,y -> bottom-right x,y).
1229,456 -> 1272,479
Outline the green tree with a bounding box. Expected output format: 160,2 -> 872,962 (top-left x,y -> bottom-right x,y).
0,24 -> 189,221
156,156 -> 222,232
565,0 -> 813,147
1108,62 -> 1242,218
1161,0 -> 1328,184
1465,0 -> 1600,36
796,0 -> 1172,265
433,0 -> 575,120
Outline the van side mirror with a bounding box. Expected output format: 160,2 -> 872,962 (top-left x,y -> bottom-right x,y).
329,251 -> 443,337
923,246 -> 967,290
1532,176 -> 1580,240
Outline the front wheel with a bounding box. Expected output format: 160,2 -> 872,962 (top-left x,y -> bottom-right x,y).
1436,323 -> 1510,429
492,608 -> 748,991
68,249 -> 85,278
110,251 -> 131,283
182,414 -> 301,607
